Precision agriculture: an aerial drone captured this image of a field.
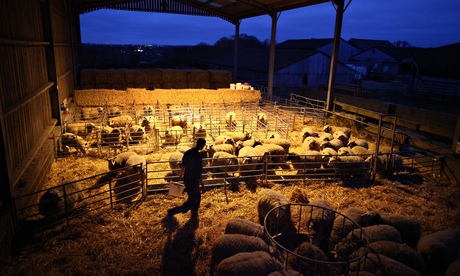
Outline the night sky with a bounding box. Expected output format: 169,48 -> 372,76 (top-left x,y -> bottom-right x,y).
80,0 -> 460,48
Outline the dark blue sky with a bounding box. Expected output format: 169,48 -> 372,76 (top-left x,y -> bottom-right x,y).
80,0 -> 460,48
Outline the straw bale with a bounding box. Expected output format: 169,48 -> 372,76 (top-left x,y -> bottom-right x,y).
209,70 -> 232,83
123,69 -> 137,84
174,81 -> 189,89
162,81 -> 175,89
80,69 -> 95,86
187,70 -> 209,83
160,69 -> 177,82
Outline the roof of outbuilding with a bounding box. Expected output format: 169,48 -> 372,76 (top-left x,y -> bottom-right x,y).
348,38 -> 395,50
276,38 -> 335,50
72,0 -> 331,23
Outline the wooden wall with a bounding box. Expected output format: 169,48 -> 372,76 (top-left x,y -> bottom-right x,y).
0,0 -> 79,235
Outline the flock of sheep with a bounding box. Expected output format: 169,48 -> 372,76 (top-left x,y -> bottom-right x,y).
210,189 -> 460,276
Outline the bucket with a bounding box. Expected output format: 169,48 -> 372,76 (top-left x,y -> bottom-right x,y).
169,182 -> 185,197
235,82 -> 242,90
230,83 -> 235,90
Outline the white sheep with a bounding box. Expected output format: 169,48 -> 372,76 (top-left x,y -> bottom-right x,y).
192,123 -> 207,139
334,224 -> 403,261
101,126 -> 124,148
256,112 -> 267,129
168,151 -> 184,177
81,106 -> 104,120
261,138 -> 291,154
257,189 -> 291,232
64,122 -> 97,137
333,130 -> 350,146
376,214 -> 423,249
208,144 -> 235,157
319,132 -> 334,142
38,179 -> 83,218
163,126 -> 183,145
261,143 -> 287,165
214,135 -> 236,146
223,131 -> 252,142
124,154 -> 146,184
60,132 -> 88,154
327,155 -> 367,179
350,145 -> 372,156
329,207 -> 367,250
416,228 -> 460,275
210,152 -> 239,175
210,234 -> 274,275
216,250 -> 283,276
337,146 -> 354,156
109,115 -> 133,127
108,106 -> 123,117
305,199 -> 335,248
237,145 -> 263,177
287,151 -> 322,174
127,124 -> 146,144
108,151 -> 138,172
171,114 -> 187,130
323,125 -> 352,139
320,147 -> 338,168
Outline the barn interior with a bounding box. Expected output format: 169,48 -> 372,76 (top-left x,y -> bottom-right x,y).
1,0 -> 460,275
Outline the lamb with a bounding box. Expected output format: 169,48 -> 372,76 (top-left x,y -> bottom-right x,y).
301,126 -> 319,142
224,218 -> 270,244
109,115 -> 133,127
39,179 -> 83,218
257,189 -> 291,232
225,111 -> 237,131
223,131 -> 252,142
210,152 -> 239,175
261,138 -> 291,154
348,139 -> 369,149
350,253 -> 421,276
334,224 -> 403,261
60,132 -> 88,154
305,199 -> 335,248
287,242 -> 330,276
351,240 -> 426,273
303,136 -> 320,151
64,122 -> 97,137
215,250 -> 283,276
108,151 -> 138,172
210,234 -> 274,274
320,138 -> 343,151
416,228 -> 460,275
256,112 -> 267,129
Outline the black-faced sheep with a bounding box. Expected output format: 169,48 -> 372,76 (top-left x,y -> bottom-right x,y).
348,139 -> 369,149
334,224 -> 403,261
287,242 -> 330,276
39,179 -> 83,218
320,138 -> 343,152
109,115 -> 133,128
333,130 -> 350,146
305,199 -> 335,249
416,228 -> 460,275
320,147 -> 338,168
301,126 -> 319,142
60,132 -> 88,154
323,125 -> 352,139
225,111 -> 237,131
257,189 -> 291,233
141,116 -> 155,132
210,234 -> 275,275
108,151 -> 138,172
303,136 -> 320,152
319,132 -> 334,142
216,250 -> 283,276
64,122 -> 97,137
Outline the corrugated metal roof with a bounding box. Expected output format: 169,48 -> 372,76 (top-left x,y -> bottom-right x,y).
73,0 -> 331,23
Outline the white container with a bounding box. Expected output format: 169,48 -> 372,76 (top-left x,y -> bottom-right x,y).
230,83 -> 235,90
169,182 -> 185,197
235,82 -> 242,90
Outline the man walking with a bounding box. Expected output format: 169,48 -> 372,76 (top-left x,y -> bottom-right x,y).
167,138 -> 206,219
